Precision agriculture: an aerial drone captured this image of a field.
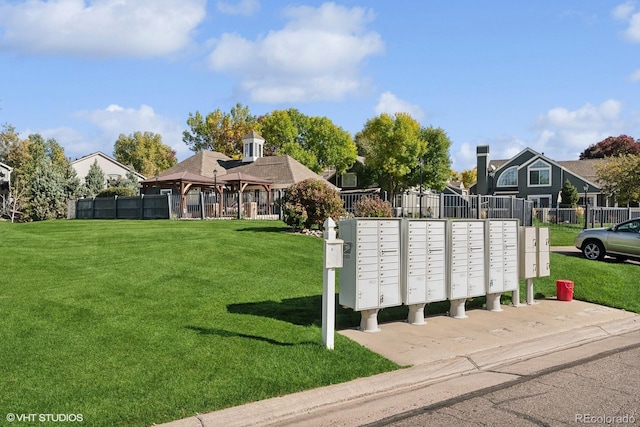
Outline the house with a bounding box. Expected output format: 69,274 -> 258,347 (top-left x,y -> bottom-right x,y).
474,145 -> 607,207
71,152 -> 146,187
0,161 -> 13,210
324,156 -> 368,190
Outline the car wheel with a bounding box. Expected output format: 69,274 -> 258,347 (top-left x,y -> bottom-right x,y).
582,240 -> 605,260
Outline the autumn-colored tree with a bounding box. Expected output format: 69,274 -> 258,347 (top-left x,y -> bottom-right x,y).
595,154 -> 640,206
460,168 -> 477,189
113,131 -> 177,177
579,135 -> 640,159
183,103 -> 257,157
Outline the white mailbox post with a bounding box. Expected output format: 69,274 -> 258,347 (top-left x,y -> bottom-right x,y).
486,219 -> 519,312
322,218 -> 343,349
448,220 -> 486,318
402,219 -> 448,325
339,218 -> 402,332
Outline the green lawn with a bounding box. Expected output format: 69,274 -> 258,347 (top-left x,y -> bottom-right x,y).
0,220 -> 396,427
1,220 -> 638,426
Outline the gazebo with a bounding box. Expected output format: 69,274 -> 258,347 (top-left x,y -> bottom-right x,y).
141,171 -> 228,218
214,171 -> 273,218
141,170 -> 273,219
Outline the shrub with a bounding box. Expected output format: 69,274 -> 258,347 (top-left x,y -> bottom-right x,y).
354,196 -> 392,217
282,179 -> 345,230
97,187 -> 137,198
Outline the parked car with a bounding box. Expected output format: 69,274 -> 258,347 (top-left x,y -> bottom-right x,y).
574,218 -> 640,261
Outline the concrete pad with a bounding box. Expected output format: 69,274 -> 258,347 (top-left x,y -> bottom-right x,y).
338,299 -> 638,367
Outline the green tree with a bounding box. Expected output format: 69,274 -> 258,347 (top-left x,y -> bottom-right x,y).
29,162 -> 67,221
413,126 -> 452,192
2,133 -> 77,220
85,160 -> 105,197
258,109 -> 357,174
355,113 -> 424,199
114,131 -> 176,177
107,168 -> 139,194
183,103 -> 256,157
256,109 -> 298,156
560,179 -> 579,208
595,154 -> 640,206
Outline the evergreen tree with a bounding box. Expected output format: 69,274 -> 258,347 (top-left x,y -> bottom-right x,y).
560,180 -> 579,208
85,160 -> 105,197
29,163 -> 67,221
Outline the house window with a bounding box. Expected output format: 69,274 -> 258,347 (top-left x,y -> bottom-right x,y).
341,173 -> 357,188
496,166 -> 517,187
528,160 -> 550,187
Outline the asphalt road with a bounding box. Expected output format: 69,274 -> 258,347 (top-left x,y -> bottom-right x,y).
366,343 -> 640,427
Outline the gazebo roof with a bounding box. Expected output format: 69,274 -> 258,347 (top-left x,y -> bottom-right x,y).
142,171 -> 228,186
141,171 -> 229,195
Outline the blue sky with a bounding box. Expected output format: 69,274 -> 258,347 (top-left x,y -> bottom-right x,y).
1,0 -> 640,172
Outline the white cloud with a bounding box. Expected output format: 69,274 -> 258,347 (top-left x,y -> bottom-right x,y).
67,104 -> 189,161
207,2 -> 384,102
451,99 -> 635,172
533,100 -> 626,159
0,0 -> 206,57
374,92 -> 425,122
611,1 -> 640,42
217,0 -> 260,16
630,69 -> 640,81
612,1 -> 636,20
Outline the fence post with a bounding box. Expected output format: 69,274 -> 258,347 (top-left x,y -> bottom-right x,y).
439,193 -> 445,218
199,191 -> 205,219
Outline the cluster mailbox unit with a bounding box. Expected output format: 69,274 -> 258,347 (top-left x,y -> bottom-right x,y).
486,220 -> 520,311
519,226 -> 551,303
402,219 -> 448,325
448,220 -> 487,318
338,218 -> 549,332
338,218 -> 402,332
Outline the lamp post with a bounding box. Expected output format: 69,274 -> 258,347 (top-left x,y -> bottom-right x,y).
418,157 -> 424,218
213,169 -> 218,218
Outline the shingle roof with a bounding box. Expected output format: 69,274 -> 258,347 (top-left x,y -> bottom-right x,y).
158,151 -> 232,178
230,155 -> 334,189
556,158 -> 603,183
158,151 -> 334,189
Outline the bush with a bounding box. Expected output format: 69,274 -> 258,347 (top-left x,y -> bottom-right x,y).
282,179 -> 345,230
354,196 -> 392,217
96,187 -> 137,198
